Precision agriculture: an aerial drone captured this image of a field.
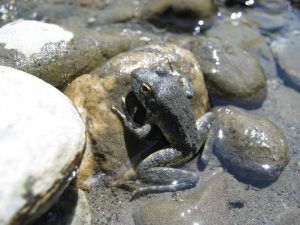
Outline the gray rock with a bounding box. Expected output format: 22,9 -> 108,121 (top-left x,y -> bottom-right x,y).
64,43 -> 209,181
10,0 -> 137,28
209,106 -> 289,183
206,19 -> 278,80
206,20 -> 263,49
138,0 -> 216,32
139,0 -> 216,18
0,20 -> 145,89
133,173 -> 230,225
0,66 -> 86,225
33,187 -> 91,225
258,0 -> 289,14
271,31 -> 300,88
192,37 -> 266,100
246,10 -> 285,32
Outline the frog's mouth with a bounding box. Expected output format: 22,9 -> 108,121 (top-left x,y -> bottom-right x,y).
123,91 -> 168,167
125,91 -> 147,126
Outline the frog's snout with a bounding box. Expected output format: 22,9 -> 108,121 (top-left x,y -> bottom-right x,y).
131,68 -> 144,78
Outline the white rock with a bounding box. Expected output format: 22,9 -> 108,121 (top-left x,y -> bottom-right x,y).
0,66 -> 85,225
0,20 -> 73,58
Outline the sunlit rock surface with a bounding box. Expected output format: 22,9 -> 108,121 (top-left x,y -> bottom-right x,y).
0,20 -> 145,88
192,37 -> 266,101
209,106 -> 289,183
205,18 -> 278,80
0,19 -> 73,58
0,66 -> 85,225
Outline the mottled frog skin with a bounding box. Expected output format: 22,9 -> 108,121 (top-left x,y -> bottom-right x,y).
112,67 -> 215,198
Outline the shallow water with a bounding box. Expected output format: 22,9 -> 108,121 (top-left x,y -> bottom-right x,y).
1,1 -> 300,225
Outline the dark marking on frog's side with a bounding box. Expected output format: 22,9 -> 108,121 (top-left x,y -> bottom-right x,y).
112,66 -> 215,199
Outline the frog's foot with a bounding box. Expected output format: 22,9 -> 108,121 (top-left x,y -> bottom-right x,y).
112,96 -> 133,120
132,148 -> 199,200
112,168 -> 137,187
112,105 -> 126,121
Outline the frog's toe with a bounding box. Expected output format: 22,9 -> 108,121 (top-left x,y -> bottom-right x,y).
121,96 -> 127,110
111,106 -> 125,120
121,96 -> 126,104
130,181 -> 197,201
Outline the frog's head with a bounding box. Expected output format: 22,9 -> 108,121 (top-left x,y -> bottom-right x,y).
131,66 -> 169,107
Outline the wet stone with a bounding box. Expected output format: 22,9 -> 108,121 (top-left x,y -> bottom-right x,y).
64,43 -> 209,181
138,0 -> 216,33
257,0 -> 289,14
0,66 -> 86,225
133,173 -> 230,225
12,0 -> 138,29
192,37 -> 266,102
206,18 -> 278,81
209,106 -> 289,184
33,187 -> 91,225
206,19 -> 263,49
271,31 -> 300,89
246,10 -> 286,32
0,20 -> 144,89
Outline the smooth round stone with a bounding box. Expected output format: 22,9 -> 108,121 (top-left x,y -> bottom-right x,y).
0,20 -> 146,88
206,20 -> 263,49
0,66 -> 86,225
139,0 -> 216,19
246,10 -> 285,32
258,0 -> 289,14
138,0 -> 216,32
134,173 -> 230,225
0,19 -> 73,58
65,44 -> 209,180
205,19 -> 277,81
271,31 -> 300,88
210,106 -> 289,183
192,37 -> 266,100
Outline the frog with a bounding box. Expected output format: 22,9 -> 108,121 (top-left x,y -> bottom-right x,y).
112,66 -> 215,199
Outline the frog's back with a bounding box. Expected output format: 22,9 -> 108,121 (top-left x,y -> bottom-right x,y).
147,77 -> 199,152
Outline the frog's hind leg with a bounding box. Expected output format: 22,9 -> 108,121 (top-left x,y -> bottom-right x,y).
132,148 -> 198,199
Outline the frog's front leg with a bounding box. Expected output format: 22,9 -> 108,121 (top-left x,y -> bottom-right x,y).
112,105 -> 152,139
132,148 -> 198,199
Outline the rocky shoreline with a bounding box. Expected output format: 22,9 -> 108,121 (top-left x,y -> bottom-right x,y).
0,1 -> 299,225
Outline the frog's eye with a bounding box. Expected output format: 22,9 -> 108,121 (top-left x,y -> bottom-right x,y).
140,82 -> 152,95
